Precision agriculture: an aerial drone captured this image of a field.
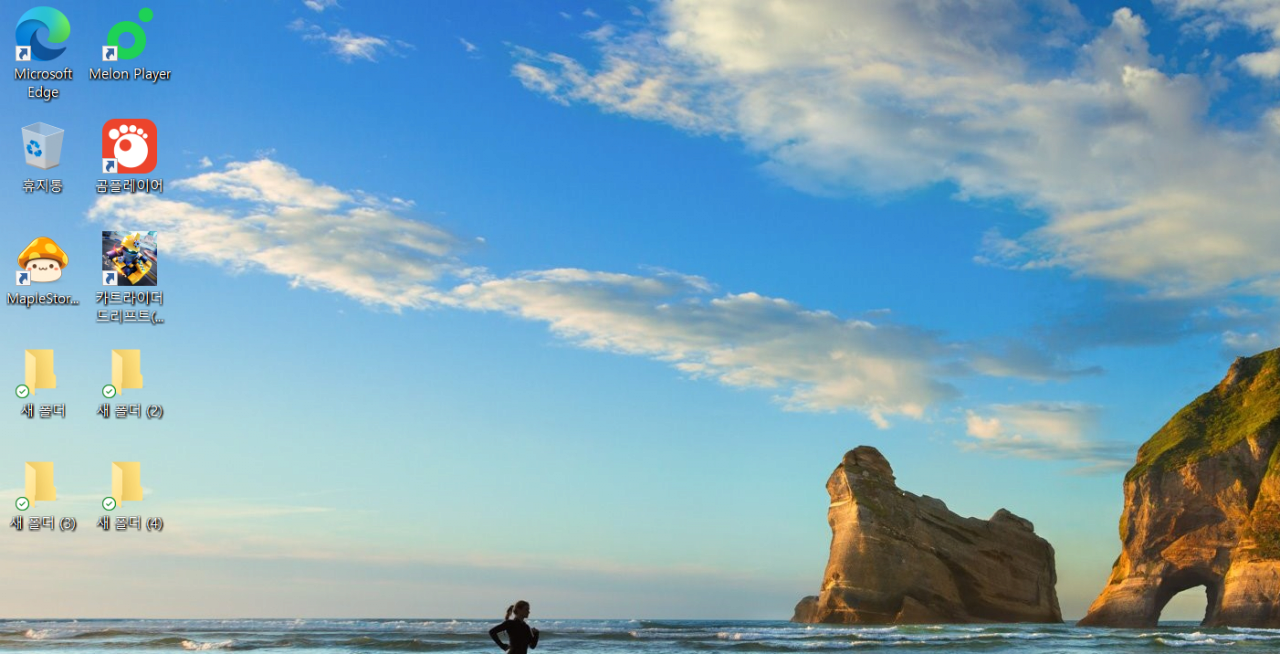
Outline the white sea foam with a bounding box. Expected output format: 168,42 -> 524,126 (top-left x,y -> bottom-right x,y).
181,640 -> 235,650
1155,636 -> 1222,646
0,619 -> 1264,652
1228,626 -> 1280,634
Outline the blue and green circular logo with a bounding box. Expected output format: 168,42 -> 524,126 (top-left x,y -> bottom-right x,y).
16,6 -> 70,62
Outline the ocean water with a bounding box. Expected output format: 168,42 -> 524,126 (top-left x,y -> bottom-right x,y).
1,619 -> 1277,652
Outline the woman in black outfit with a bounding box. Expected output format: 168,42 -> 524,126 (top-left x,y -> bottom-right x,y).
489,600 -> 539,653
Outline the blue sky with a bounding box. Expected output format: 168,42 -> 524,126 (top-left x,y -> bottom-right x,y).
4,0 -> 1280,621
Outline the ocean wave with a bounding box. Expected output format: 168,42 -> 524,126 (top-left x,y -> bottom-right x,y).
334,636 -> 473,651
70,628 -> 176,640
718,632 -> 756,641
4,620 -> 1278,652
24,629 -> 72,640
575,631 -> 644,641
1227,626 -> 1280,634
687,641 -> 822,652
181,640 -> 237,651
1154,636 -> 1221,647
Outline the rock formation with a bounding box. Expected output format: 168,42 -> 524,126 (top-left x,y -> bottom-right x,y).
792,446 -> 1062,624
1079,349 -> 1280,628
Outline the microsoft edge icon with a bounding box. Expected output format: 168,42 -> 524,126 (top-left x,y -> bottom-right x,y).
16,7 -> 69,62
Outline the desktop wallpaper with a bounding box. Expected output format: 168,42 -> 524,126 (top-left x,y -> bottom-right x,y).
6,0 -> 1280,651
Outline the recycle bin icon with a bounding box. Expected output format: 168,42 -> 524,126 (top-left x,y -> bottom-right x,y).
23,122 -> 63,170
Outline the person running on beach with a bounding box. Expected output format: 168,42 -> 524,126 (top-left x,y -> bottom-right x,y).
489,600 -> 540,653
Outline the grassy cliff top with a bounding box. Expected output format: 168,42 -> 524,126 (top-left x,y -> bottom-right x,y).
1126,349 -> 1280,482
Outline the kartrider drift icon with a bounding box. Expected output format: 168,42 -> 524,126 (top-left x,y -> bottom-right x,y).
103,8 -> 151,61
15,7 -> 69,62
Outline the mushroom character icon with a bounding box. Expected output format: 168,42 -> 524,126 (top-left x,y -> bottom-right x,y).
19,237 -> 68,283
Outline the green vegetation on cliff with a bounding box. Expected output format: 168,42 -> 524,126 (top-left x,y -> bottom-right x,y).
1126,349 -> 1280,482
1246,502 -> 1280,559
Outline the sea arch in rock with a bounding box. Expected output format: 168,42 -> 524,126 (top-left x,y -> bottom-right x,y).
1079,351 -> 1280,629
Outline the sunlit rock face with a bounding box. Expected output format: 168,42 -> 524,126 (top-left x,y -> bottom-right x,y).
1080,350 -> 1280,628
792,446 -> 1062,625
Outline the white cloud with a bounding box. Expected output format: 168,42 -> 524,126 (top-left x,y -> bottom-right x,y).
1157,1 -> 1280,39
965,413 -> 1003,440
87,158 -> 1095,430
303,0 -> 340,11
290,20 -> 410,62
509,1 -> 1280,301
1164,0 -> 1280,76
1239,48 -> 1280,76
88,162 -> 464,311
325,30 -> 395,62
177,159 -> 351,210
585,24 -> 617,42
1223,329 -> 1270,353
197,156 -> 213,169
460,37 -> 478,53
452,271 -> 961,420
511,43 -> 727,133
584,8 -> 600,19
963,403 -> 1129,472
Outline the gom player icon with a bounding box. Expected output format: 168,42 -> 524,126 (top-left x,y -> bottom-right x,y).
102,119 -> 156,174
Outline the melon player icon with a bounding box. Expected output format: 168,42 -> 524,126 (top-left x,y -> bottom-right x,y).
102,119 -> 156,174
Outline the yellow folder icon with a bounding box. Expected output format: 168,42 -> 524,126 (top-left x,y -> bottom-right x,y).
24,349 -> 56,391
25,462 -> 56,502
111,350 -> 144,393
112,462 -> 142,503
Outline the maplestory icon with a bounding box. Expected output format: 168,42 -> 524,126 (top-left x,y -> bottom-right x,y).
17,237 -> 68,285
